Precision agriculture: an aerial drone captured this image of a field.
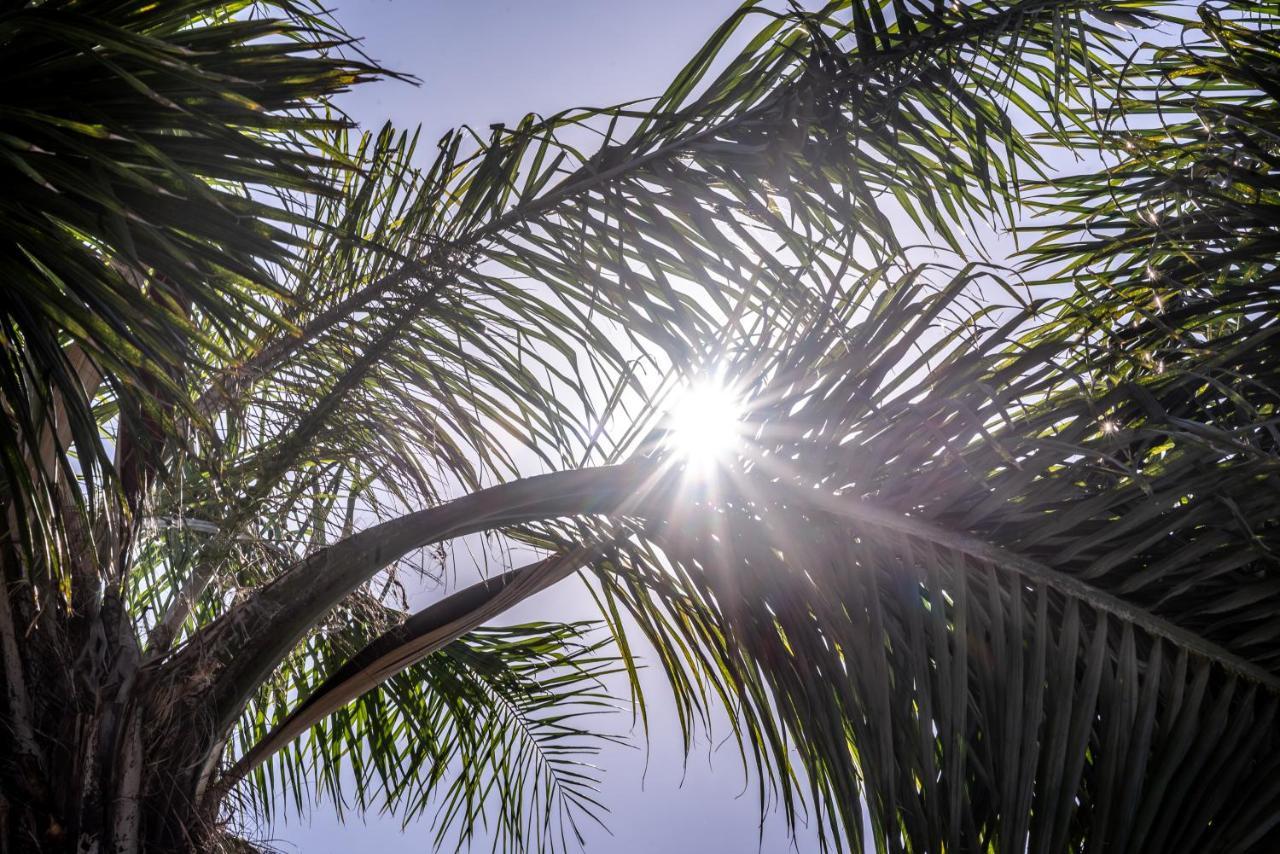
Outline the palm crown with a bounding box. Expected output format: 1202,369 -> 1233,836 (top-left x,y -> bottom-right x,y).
2,0 -> 1278,851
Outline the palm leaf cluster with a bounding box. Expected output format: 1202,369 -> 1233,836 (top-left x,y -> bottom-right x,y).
0,0 -> 385,585
579,7 -> 1280,850
237,618 -> 619,852
3,0 -> 1280,851
570,6 -> 1280,850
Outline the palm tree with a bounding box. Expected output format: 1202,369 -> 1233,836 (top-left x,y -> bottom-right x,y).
2,0 -> 1278,851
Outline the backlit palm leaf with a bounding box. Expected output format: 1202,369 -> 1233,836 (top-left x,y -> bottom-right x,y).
5,0 -> 1280,852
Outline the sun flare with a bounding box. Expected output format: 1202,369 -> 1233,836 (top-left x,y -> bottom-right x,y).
666,380 -> 744,466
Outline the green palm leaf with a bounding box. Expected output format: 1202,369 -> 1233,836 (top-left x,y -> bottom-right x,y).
5,1 -> 1280,852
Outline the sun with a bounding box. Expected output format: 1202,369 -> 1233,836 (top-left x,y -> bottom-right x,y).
666,379 -> 744,467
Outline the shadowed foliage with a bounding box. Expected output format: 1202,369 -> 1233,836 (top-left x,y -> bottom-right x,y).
2,0 -> 1279,852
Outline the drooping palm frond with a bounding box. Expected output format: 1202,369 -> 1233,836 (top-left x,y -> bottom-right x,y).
176,0 -> 1154,528
565,7 -> 1280,849
522,189 -> 1278,852
0,0 -> 384,585
9,0 -> 1280,851
178,0 -> 1159,660
232,618 -> 621,853
169,1 -> 1280,849
221,4 -> 1280,846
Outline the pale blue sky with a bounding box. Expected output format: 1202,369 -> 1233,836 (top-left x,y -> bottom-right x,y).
272,2 -> 827,852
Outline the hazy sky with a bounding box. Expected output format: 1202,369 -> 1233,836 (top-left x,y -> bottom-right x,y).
272,2 -> 826,852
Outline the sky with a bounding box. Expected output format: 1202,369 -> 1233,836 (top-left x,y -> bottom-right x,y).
271,2 -> 828,852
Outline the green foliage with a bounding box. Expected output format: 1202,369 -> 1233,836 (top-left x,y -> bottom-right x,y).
4,0 -> 1280,851
237,619 -> 620,852
0,0 -> 382,582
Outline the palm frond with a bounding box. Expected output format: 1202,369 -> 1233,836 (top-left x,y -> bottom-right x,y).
9,0 -> 1280,851
234,620 -> 621,853
175,3 -> 1278,849
0,0 -> 385,586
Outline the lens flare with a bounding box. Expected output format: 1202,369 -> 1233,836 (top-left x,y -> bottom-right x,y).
666,380 -> 743,467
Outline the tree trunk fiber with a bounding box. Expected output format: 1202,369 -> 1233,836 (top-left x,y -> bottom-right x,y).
1,575 -> 223,853
1,463 -> 658,853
